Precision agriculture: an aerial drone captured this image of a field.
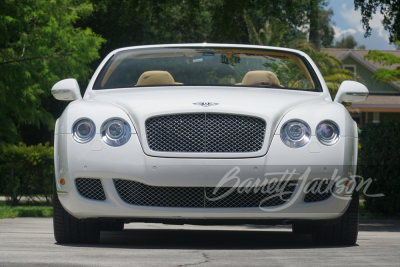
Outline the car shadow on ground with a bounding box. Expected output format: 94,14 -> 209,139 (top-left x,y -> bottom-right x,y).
55,219 -> 400,249
100,229 -> 315,249
56,227 -> 358,250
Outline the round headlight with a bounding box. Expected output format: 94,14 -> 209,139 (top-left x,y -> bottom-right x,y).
316,121 -> 340,146
101,118 -> 131,146
107,121 -> 124,139
280,119 -> 311,148
72,119 -> 95,143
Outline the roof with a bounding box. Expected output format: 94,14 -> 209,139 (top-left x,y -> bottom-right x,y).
352,95 -> 400,108
321,48 -> 400,71
322,48 -> 400,91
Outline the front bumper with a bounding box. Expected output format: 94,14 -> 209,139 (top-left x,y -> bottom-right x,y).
54,133 -> 357,221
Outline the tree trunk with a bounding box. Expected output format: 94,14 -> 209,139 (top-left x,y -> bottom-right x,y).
309,0 -> 320,50
7,163 -> 18,206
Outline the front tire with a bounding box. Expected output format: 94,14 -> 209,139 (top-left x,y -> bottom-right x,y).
53,182 -> 101,244
312,190 -> 359,246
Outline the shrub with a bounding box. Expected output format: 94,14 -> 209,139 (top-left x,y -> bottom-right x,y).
0,205 -> 53,219
359,121 -> 400,214
0,143 -> 54,206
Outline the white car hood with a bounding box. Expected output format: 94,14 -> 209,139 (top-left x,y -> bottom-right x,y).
88,86 -> 327,158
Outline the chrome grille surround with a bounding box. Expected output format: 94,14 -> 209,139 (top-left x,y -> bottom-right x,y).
304,180 -> 334,202
113,179 -> 298,208
75,178 -> 106,201
145,113 -> 266,153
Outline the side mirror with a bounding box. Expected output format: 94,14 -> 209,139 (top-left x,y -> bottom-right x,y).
334,81 -> 369,103
51,79 -> 82,101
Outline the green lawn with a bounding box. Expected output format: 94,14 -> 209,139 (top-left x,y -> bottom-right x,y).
0,201 -> 53,219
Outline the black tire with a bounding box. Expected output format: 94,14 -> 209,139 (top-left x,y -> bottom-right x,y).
292,224 -> 313,234
312,190 -> 359,246
53,181 -> 101,244
101,222 -> 124,231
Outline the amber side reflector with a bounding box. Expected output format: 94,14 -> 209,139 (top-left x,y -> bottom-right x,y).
60,178 -> 66,185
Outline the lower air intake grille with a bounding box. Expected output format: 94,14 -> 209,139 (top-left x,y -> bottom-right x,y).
304,180 -> 333,202
75,178 -> 106,201
113,179 -> 297,208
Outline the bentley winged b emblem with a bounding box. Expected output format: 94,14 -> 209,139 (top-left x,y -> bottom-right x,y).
193,102 -> 219,107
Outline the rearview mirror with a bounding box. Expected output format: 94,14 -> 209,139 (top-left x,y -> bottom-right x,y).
334,81 -> 369,103
51,79 -> 82,101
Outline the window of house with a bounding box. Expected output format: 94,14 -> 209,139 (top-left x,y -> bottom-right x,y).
343,65 -> 356,80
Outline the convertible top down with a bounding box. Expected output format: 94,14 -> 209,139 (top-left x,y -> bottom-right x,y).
52,44 -> 368,245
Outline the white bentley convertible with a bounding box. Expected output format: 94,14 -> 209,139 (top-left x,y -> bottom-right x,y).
52,44 -> 368,245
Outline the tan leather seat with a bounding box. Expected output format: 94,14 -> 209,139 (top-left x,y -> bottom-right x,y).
236,71 -> 280,87
136,71 -> 183,86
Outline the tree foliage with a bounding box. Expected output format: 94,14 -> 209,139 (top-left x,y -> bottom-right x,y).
308,0 -> 321,49
79,0 -> 310,60
307,0 -> 335,49
208,0 -> 309,44
354,1 -> 400,84
244,14 -> 360,98
243,11 -> 306,48
359,121 -> 400,215
319,8 -> 335,48
334,35 -> 359,49
365,48 -> 400,83
0,142 -> 53,205
355,0 -> 400,43
0,0 -> 105,144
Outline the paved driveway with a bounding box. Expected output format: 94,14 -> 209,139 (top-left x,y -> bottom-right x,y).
0,218 -> 399,266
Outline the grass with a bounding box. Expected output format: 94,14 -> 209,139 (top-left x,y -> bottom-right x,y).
0,201 -> 53,219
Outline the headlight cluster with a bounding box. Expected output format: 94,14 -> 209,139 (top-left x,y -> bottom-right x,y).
280,120 -> 311,148
72,119 -> 96,143
100,118 -> 131,147
281,119 -> 340,148
316,121 -> 340,146
72,118 -> 131,146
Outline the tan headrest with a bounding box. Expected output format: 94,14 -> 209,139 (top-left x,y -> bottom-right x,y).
236,71 -> 280,86
136,71 -> 183,86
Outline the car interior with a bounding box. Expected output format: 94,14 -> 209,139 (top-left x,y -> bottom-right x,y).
93,48 -> 317,91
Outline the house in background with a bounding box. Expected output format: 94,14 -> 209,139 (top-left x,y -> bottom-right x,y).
321,48 -> 400,126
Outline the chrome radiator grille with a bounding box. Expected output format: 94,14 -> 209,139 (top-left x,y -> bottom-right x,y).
75,178 -> 106,201
304,180 -> 333,202
113,179 -> 297,208
145,113 -> 266,153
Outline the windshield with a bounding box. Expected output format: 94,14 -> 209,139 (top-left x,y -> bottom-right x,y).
93,47 -> 321,91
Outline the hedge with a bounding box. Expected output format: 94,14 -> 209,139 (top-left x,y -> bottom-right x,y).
0,143 -> 54,206
359,121 -> 400,214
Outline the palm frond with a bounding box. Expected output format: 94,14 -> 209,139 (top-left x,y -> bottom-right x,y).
243,10 -> 263,46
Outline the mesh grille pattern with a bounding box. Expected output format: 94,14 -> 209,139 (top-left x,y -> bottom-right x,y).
75,178 -> 106,201
205,181 -> 298,207
145,113 -> 266,153
113,179 -> 297,208
113,179 -> 204,207
205,114 -> 266,152
146,114 -> 205,152
304,180 -> 333,202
